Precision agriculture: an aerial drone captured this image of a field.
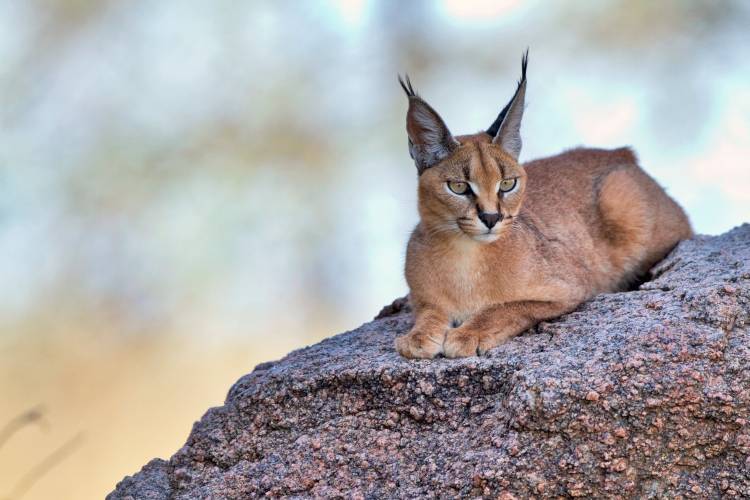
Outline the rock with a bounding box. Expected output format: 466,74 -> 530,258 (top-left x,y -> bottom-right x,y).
109,459 -> 172,500
109,224 -> 750,498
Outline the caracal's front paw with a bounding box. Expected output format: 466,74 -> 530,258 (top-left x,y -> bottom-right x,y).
395,330 -> 444,359
443,329 -> 480,358
443,329 -> 504,358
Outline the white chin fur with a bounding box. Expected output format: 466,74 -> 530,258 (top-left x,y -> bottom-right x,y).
472,233 -> 500,243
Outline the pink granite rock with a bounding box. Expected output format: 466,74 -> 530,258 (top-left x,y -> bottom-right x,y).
109,224 -> 750,498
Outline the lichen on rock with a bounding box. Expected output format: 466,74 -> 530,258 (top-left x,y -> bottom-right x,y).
109,224 -> 750,498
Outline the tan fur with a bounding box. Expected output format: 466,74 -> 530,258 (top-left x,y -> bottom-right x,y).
395,135 -> 692,358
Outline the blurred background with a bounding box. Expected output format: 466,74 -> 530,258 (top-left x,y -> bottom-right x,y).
0,0 -> 748,498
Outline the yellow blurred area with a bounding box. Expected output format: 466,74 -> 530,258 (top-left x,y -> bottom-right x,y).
1,1 -> 748,498
0,324 -> 324,499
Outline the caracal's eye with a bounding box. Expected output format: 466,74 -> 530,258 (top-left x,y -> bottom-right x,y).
447,181 -> 470,195
498,178 -> 517,193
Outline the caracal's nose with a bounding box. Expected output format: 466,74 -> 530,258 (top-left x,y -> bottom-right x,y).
478,212 -> 501,229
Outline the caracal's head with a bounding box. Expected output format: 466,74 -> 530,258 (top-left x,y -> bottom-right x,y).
401,52 -> 528,244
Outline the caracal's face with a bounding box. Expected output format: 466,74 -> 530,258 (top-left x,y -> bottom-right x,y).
418,135 -> 527,243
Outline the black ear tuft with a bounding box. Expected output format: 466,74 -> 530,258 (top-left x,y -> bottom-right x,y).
486,49 -> 529,138
398,74 -> 418,98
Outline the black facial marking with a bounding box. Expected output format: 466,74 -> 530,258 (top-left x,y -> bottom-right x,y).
480,148 -> 503,178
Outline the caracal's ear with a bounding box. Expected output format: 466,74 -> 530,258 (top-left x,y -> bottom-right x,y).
487,50 -> 528,161
399,74 -> 458,174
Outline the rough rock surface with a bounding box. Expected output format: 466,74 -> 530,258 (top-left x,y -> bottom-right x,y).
110,225 -> 750,499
